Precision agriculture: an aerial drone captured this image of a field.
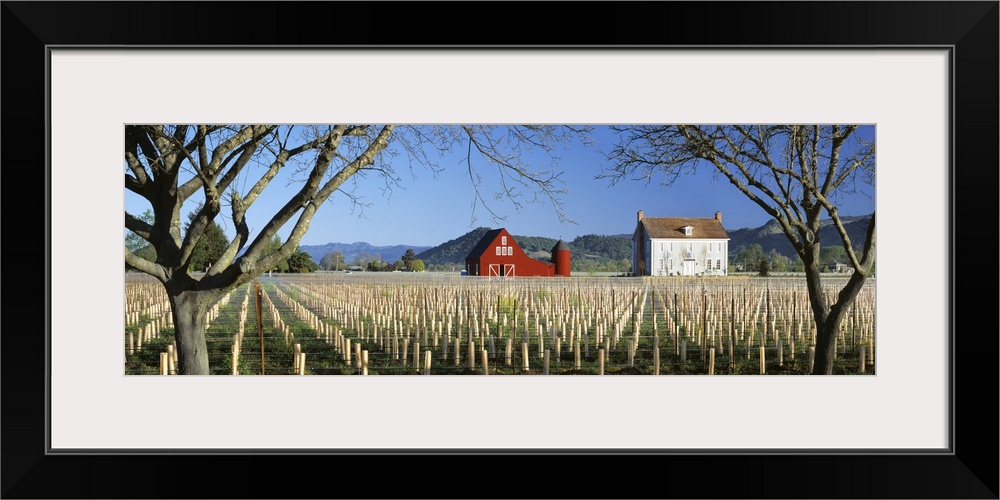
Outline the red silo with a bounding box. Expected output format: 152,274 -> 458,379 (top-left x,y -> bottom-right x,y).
551,240 -> 571,277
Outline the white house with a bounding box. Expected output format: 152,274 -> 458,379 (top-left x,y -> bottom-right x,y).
632,211 -> 730,276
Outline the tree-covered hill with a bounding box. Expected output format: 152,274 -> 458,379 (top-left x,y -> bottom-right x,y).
571,233 -> 632,260
415,228 -> 632,270
727,214 -> 872,261
413,227 -> 493,265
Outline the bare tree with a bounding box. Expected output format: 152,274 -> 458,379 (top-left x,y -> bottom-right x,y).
602,125 -> 875,374
125,124 -> 592,374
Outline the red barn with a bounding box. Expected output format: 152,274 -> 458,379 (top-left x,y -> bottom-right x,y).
465,228 -> 571,277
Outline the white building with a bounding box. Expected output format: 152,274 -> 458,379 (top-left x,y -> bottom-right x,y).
632,211 -> 730,276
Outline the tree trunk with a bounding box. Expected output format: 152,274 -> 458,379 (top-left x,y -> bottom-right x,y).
813,316 -> 839,375
804,249 -> 871,375
812,269 -> 871,374
800,242 -> 841,375
169,289 -> 213,375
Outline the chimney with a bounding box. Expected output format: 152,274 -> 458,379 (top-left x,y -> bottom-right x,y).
637,210 -> 644,223
715,211 -> 722,223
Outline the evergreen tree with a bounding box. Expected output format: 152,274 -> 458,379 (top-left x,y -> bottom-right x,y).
184,207 -> 229,273
401,249 -> 416,270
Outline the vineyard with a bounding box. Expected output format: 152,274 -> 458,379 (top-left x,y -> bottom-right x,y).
124,273 -> 875,375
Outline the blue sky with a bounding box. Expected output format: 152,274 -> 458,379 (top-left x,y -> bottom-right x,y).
125,125 -> 876,248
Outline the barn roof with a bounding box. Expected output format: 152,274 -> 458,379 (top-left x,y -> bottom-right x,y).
465,228 -> 505,260
640,217 -> 729,239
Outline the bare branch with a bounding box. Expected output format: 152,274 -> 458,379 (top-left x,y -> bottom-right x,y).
148,126 -> 217,206
125,210 -> 154,243
197,125 -> 209,177
124,150 -> 150,193
175,126 -> 276,203
223,125 -> 383,285
460,125 -> 578,224
125,246 -> 166,281
207,189 -> 249,276
465,134 -> 508,225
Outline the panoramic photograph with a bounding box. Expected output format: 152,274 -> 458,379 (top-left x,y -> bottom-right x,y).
124,124 -> 876,376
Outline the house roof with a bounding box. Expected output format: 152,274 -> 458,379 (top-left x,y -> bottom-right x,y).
465,228 -> 506,260
639,217 -> 729,239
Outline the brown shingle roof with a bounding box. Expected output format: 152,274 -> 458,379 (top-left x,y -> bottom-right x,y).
639,217 -> 729,239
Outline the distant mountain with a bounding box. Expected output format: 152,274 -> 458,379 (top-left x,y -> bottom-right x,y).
726,214 -> 873,260
299,242 -> 432,264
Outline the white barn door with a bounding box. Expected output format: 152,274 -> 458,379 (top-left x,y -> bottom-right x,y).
488,264 -> 515,277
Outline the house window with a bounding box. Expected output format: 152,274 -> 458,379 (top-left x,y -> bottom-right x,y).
669,243 -> 673,252
502,246 -> 508,256
668,258 -> 673,270
716,259 -> 721,270
507,246 -> 513,255
496,246 -> 501,256
688,242 -> 693,252
501,236 -> 507,245
684,226 -> 692,236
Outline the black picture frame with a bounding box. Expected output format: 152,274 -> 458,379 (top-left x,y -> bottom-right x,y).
3,2 -> 997,498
